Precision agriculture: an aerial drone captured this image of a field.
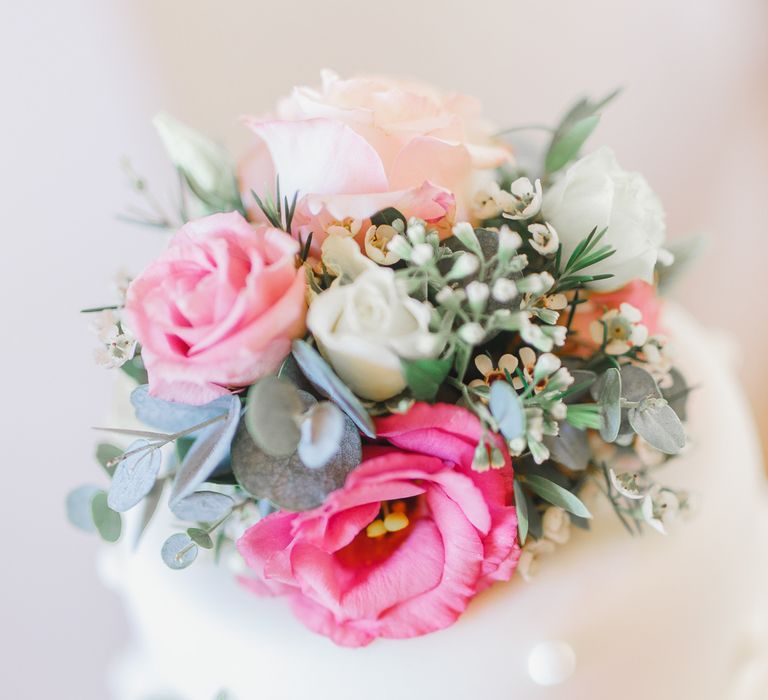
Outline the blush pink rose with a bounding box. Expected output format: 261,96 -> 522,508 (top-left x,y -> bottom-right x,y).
238,71 -> 510,251
237,403 -> 520,647
125,212 -> 306,404
566,280 -> 663,356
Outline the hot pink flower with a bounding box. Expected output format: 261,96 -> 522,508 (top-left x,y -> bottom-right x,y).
125,212 -> 306,404
238,71 -> 510,251
237,403 -> 520,647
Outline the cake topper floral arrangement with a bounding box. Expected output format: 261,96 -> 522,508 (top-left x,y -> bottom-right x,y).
68,71 -> 694,647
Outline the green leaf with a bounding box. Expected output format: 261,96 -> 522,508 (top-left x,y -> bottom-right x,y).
245,376 -> 303,457
370,207 -> 405,228
401,357 -> 452,402
66,485 -> 100,533
96,443 -> 122,477
513,479 -> 529,544
90,491 -> 122,542
524,474 -> 592,519
628,400 -> 686,454
598,367 -> 621,442
187,527 -> 214,549
545,115 -> 600,174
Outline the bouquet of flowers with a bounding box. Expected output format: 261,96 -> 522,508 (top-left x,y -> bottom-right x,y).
68,71 -> 693,647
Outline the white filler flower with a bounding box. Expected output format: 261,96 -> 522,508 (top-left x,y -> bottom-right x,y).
543,147 -> 665,291
307,267 -> 441,401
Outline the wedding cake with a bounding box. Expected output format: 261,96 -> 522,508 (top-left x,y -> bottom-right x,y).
67,72 -> 768,700
99,306 -> 768,700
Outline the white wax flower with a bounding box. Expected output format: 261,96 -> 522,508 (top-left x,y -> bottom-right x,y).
502,177 -> 543,221
528,222 -> 559,256
307,268 -> 441,401
542,147 -> 666,291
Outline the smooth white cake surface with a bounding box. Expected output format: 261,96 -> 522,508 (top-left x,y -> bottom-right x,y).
100,306 -> 768,700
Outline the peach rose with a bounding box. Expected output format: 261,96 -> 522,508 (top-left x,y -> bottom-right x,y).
125,212 -> 306,404
239,71 -> 510,251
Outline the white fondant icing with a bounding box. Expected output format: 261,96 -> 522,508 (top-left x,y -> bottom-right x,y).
527,640 -> 576,685
101,306 -> 768,700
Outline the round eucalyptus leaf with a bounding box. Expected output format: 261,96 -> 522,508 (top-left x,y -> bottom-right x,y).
661,368 -> 689,421
543,423 -> 591,471
489,381 -> 526,441
628,399 -> 686,454
91,492 -> 122,543
171,491 -> 234,523
297,401 -> 346,469
245,376 -> 303,457
291,340 -> 376,438
598,367 -> 621,443
66,485 -> 100,533
161,533 -> 198,570
108,440 -> 163,512
619,365 -> 661,402
231,414 -> 361,512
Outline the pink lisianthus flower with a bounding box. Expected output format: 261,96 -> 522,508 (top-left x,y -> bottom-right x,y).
237,403 -> 520,647
566,280 -> 663,356
238,71 -> 510,252
125,212 -> 306,405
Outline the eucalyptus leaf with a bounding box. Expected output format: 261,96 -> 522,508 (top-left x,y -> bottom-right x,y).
187,528 -> 214,549
231,412 -> 361,511
91,492 -> 122,542
662,368 -> 690,421
291,340 -> 376,438
370,207 -> 405,227
134,480 -> 164,549
598,367 -> 621,443
66,485 -> 100,533
172,491 -> 234,522
297,401 -> 346,469
543,423 -> 591,471
96,443 -> 122,477
489,381 -> 526,440
278,353 -> 315,394
131,385 -> 235,434
628,399 -> 686,454
619,365 -> 661,402
524,474 -> 592,519
401,357 -> 452,402
169,395 -> 241,506
245,376 -> 303,457
108,440 -> 163,512
545,115 -> 600,174
513,480 -> 529,544
161,533 -> 198,570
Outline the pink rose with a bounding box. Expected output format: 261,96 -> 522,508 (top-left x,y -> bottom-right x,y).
237,403 -> 520,647
238,71 -> 510,251
125,212 -> 306,404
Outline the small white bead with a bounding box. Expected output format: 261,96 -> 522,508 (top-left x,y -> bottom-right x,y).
527,640 -> 576,686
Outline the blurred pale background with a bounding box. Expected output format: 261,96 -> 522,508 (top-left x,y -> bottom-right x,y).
1,1 -> 766,697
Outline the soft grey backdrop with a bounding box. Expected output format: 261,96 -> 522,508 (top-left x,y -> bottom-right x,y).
2,1 -> 766,697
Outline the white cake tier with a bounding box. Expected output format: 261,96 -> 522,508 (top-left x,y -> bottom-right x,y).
100,306 -> 768,700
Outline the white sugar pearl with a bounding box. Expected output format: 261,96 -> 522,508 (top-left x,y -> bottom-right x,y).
527,640 -> 576,686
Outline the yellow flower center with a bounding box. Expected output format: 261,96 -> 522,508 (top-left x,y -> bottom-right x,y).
366,500 -> 411,538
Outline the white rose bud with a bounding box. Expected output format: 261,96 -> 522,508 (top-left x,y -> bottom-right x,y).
542,506 -> 571,545
446,253 -> 480,280
411,243 -> 434,267
492,277 -> 518,303
542,147 -> 666,291
458,322 -> 485,345
465,281 -> 490,313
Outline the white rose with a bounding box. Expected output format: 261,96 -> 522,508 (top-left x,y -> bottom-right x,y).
307,267 -> 440,401
542,147 -> 665,291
